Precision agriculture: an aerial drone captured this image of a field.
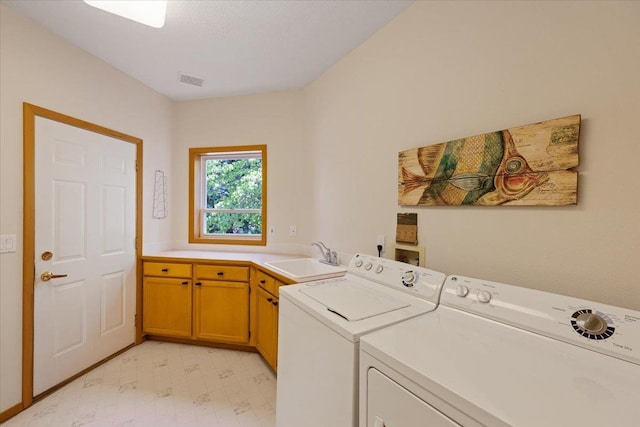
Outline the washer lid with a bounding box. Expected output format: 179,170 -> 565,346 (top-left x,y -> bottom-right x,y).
280,275 -> 437,342
300,281 -> 410,321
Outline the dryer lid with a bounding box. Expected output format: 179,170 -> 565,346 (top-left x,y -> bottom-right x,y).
300,281 -> 409,321
360,306 -> 640,427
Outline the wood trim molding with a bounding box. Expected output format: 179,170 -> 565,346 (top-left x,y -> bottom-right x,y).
22,104 -> 36,408
21,103 -> 144,412
188,144 -> 267,246
145,335 -> 258,353
0,403 -> 24,423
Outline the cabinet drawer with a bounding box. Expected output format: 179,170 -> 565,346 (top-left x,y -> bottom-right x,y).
195,264 -> 249,282
256,270 -> 282,296
143,262 -> 192,278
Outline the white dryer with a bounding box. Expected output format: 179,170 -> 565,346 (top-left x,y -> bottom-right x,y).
276,253 -> 446,427
360,275 -> 640,427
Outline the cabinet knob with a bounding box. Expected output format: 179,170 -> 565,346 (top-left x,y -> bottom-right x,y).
181,281 -> 188,285
217,272 -> 224,276
162,268 -> 169,272
195,282 -> 202,286
267,297 -> 273,302
272,301 -> 279,307
260,279 -> 266,284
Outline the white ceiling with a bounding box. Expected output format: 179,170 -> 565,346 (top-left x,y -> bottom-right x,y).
3,0 -> 413,101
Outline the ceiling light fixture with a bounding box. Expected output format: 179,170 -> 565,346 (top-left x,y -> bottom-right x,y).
83,0 -> 167,29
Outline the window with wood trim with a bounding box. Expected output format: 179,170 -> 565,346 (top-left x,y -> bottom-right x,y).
189,145 -> 267,245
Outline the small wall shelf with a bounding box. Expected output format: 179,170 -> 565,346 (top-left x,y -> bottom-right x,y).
393,243 -> 425,267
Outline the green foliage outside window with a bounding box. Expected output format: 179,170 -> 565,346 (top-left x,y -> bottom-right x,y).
205,158 -> 262,235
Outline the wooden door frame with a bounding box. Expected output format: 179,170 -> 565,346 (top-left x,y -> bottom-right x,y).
21,103 -> 144,408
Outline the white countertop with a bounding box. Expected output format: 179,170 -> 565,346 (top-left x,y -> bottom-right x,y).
141,250 -> 310,282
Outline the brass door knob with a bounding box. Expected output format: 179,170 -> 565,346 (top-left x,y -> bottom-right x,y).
40,271 -> 68,281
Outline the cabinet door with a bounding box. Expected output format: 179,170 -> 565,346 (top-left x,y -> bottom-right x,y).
256,286 -> 278,370
194,280 -> 249,344
367,369 -> 461,427
143,277 -> 192,337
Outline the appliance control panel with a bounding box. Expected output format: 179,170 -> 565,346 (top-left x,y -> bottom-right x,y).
348,254 -> 446,303
441,275 -> 640,365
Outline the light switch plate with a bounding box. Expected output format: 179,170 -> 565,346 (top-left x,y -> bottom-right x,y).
0,234 -> 17,254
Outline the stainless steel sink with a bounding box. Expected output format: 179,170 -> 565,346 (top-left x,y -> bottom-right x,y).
264,258 -> 347,282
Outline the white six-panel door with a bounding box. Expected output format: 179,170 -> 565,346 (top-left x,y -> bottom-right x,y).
33,116 -> 136,395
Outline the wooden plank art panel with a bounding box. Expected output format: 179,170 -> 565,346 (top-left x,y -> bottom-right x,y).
398,115 -> 580,206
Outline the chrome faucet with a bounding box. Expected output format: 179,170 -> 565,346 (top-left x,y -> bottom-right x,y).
311,241 -> 338,266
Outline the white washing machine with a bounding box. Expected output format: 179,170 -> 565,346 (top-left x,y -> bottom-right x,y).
275,253 -> 447,427
360,275 -> 640,427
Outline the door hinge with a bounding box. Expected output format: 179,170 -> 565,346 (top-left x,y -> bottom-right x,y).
134,314 -> 138,327
135,160 -> 139,171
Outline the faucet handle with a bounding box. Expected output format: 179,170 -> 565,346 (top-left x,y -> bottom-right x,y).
313,241 -> 329,251
312,241 -> 336,265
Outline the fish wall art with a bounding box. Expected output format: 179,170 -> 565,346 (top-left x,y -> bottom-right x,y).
398,115 -> 580,206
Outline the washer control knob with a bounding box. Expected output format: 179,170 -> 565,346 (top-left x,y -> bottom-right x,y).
364,262 -> 373,271
576,312 -> 607,335
477,290 -> 492,303
401,271 -> 417,287
375,265 -> 384,274
355,259 -> 363,268
456,285 -> 470,297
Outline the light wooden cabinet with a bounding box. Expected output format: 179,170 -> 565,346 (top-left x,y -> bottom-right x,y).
141,258 -> 293,368
255,269 -> 279,295
142,265 -> 192,337
195,264 -> 249,282
193,264 -> 250,344
142,261 -> 250,344
255,272 -> 281,371
143,261 -> 192,278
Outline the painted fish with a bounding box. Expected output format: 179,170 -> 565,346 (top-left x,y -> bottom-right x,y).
400,130 -> 548,206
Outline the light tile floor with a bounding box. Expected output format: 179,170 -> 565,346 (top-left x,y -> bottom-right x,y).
2,341 -> 277,427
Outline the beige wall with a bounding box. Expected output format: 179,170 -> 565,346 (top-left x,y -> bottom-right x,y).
2,0 -> 639,417
304,1 -> 640,309
0,5 -> 173,412
171,92 -> 312,253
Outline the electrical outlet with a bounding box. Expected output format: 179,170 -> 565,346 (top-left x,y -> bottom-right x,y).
289,225 -> 297,237
377,234 -> 385,253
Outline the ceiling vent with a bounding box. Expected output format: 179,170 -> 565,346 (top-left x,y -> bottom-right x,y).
178,72 -> 204,87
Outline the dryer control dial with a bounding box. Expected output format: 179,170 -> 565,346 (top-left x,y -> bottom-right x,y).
364,262 -> 373,271
576,313 -> 607,334
354,259 -> 363,268
477,290 -> 492,303
570,309 -> 615,340
375,265 -> 384,274
401,271 -> 417,287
